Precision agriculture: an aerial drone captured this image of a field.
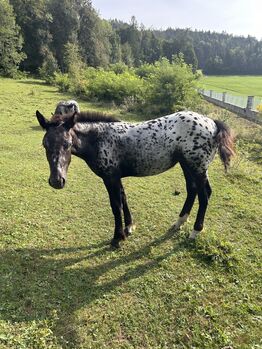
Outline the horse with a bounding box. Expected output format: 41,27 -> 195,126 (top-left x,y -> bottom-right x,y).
54,100 -> 80,115
36,109 -> 235,248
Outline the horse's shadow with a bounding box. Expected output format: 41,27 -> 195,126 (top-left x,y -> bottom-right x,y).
0,228 -> 191,346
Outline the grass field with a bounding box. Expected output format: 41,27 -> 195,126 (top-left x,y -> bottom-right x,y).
198,75 -> 262,97
0,78 -> 261,349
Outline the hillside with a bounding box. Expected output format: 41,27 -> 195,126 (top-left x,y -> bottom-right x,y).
0,78 -> 261,348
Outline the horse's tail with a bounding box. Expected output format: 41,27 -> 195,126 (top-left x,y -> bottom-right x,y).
214,120 -> 235,172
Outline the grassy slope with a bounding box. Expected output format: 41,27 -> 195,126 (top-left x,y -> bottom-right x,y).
0,78 -> 261,349
198,75 -> 262,97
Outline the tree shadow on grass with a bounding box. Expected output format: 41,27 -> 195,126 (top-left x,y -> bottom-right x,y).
0,228 -> 192,347
18,80 -> 49,86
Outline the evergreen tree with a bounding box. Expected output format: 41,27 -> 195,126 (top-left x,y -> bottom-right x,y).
77,2 -> 112,67
48,0 -> 79,71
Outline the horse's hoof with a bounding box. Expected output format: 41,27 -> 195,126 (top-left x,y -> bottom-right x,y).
173,214 -> 189,231
189,230 -> 201,239
172,223 -> 181,231
110,239 -> 121,249
124,224 -> 136,236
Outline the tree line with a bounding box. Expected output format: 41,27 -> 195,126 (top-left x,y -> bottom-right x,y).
1,0 -> 262,77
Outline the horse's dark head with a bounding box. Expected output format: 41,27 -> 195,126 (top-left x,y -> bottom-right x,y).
36,110 -> 76,189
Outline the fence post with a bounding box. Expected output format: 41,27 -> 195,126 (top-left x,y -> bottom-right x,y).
222,92 -> 227,103
246,96 -> 254,110
210,90 -> 213,98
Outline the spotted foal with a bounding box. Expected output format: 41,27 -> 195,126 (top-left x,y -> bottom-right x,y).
36,110 -> 234,248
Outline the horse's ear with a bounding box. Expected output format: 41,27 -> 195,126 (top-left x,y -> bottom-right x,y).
36,110 -> 49,130
63,111 -> 77,130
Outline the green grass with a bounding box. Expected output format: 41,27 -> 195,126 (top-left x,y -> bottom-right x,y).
198,75 -> 262,97
0,78 -> 262,348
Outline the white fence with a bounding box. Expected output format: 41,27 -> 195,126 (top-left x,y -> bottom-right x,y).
199,89 -> 262,110
199,89 -> 262,125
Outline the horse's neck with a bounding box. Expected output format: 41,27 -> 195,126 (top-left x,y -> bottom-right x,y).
73,122 -> 94,134
72,123 -> 101,156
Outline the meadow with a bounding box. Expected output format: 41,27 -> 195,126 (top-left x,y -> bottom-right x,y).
0,78 -> 261,349
198,75 -> 262,97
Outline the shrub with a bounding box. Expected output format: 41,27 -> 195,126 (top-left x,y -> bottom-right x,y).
135,63 -> 156,78
108,62 -> 129,74
143,56 -> 201,115
52,56 -> 200,115
86,69 -> 146,105
39,51 -> 59,84
54,72 -> 70,92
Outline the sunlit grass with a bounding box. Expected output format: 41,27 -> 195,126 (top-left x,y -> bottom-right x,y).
198,75 -> 262,97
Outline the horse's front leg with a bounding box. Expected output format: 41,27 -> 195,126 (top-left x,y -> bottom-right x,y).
103,178 -> 125,248
120,181 -> 136,236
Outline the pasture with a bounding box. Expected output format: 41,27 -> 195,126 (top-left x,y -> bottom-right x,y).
0,78 -> 261,348
198,75 -> 262,97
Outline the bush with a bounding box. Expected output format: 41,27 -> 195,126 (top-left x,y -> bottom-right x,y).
135,63 -> 156,78
53,56 -> 200,115
54,72 -> 70,92
108,62 -> 129,74
143,56 -> 201,115
86,69 -> 146,105
39,51 -> 59,84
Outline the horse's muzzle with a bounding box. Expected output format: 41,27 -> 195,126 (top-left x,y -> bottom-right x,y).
49,176 -> 65,189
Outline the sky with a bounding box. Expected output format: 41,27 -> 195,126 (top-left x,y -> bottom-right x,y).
91,0 -> 262,40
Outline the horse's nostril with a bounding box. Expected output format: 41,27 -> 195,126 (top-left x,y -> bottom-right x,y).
48,176 -> 65,189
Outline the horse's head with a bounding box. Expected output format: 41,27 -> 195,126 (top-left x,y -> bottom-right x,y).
36,110 -> 76,189
54,100 -> 80,115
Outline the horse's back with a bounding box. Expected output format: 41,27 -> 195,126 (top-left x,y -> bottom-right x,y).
114,111 -> 218,176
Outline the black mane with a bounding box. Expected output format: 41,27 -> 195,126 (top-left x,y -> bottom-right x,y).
51,111 -> 120,124
77,111 -> 120,123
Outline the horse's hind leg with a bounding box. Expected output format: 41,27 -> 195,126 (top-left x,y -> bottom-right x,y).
120,181 -> 135,236
173,163 -> 197,230
189,173 -> 210,239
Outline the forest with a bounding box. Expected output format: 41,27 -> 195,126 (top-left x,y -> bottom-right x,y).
1,0 -> 262,78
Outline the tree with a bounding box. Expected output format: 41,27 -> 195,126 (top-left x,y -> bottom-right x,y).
77,2 -> 112,67
39,48 -> 59,83
140,29 -> 161,64
121,43 -> 134,66
0,0 -> 25,76
10,0 -> 52,73
48,0 -> 79,71
109,31 -> 122,64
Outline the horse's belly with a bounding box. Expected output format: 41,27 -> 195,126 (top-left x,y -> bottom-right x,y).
132,154 -> 175,177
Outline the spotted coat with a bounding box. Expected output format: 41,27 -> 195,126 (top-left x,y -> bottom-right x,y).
73,111 -> 218,178
36,108 -> 235,247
